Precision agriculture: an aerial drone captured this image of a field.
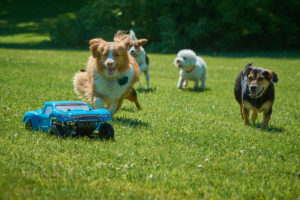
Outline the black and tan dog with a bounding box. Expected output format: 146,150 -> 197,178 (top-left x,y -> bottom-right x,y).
234,63 -> 278,128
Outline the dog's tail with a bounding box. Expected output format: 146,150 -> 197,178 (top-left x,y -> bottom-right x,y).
73,70 -> 89,99
114,30 -> 130,43
129,29 -> 138,40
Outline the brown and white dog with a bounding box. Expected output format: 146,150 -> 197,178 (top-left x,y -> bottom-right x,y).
129,30 -> 150,90
234,63 -> 278,128
73,31 -> 141,115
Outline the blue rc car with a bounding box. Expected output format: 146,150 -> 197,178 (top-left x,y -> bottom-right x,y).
23,101 -> 114,140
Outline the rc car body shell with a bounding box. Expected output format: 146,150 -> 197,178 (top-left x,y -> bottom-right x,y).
23,101 -> 112,133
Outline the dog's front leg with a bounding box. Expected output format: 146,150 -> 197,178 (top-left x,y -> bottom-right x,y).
145,66 -> 150,90
139,62 -> 147,89
200,73 -> 206,90
94,96 -> 105,109
200,81 -> 205,90
262,108 -> 272,128
194,80 -> 199,90
177,77 -> 184,89
242,106 -> 250,125
252,110 -> 258,123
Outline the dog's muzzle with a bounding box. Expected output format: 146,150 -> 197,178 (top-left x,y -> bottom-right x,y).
129,50 -> 137,57
249,85 -> 265,98
175,59 -> 183,68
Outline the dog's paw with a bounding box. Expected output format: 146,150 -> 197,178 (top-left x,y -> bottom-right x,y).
183,80 -> 188,87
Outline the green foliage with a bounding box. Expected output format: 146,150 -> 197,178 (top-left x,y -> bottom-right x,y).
49,0 -> 300,51
0,48 -> 299,199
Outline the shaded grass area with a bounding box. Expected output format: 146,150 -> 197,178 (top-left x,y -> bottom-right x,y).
0,48 -> 299,199
0,0 -> 89,48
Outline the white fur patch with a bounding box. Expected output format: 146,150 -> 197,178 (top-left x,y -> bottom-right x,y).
94,65 -> 135,101
104,44 -> 115,68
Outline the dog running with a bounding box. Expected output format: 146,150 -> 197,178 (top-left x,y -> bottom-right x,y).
174,49 -> 206,90
129,30 -> 150,90
234,62 -> 278,128
73,31 -> 141,115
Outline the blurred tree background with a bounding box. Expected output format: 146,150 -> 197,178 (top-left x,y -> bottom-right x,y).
1,0 -> 299,52
49,0 -> 300,52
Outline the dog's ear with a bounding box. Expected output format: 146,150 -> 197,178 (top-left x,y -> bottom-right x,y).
272,71 -> 279,83
89,38 -> 105,58
263,70 -> 279,83
137,39 -> 148,46
242,62 -> 253,77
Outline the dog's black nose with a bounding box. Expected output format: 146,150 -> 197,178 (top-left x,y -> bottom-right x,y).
176,59 -> 180,63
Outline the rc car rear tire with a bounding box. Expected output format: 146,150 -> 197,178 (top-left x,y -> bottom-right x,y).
99,123 -> 114,140
25,120 -> 33,131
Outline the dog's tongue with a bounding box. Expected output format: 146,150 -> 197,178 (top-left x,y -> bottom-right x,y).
250,91 -> 256,96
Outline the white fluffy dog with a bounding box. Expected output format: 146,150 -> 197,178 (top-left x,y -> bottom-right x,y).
174,49 -> 206,90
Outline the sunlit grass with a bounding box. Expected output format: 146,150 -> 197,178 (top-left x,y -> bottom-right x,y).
0,33 -> 50,45
0,48 -> 299,199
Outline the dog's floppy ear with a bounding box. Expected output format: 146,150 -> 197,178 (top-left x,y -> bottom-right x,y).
263,70 -> 279,83
272,71 -> 279,83
137,39 -> 148,46
89,38 -> 105,58
242,62 -> 253,77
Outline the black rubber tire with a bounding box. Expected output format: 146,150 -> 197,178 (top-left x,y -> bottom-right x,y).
25,120 -> 33,131
99,123 -> 114,140
50,124 -> 64,137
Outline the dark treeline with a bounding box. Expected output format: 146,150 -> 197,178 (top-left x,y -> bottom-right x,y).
49,0 -> 300,52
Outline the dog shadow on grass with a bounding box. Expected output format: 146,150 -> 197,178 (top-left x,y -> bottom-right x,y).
113,116 -> 149,128
252,123 -> 284,133
120,107 -> 137,112
185,87 -> 211,93
137,87 -> 157,93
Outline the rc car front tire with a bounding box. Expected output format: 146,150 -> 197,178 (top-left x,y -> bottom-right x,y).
99,123 -> 114,140
50,124 -> 64,137
25,120 -> 33,131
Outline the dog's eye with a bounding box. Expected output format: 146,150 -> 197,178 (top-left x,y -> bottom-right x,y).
248,76 -> 254,81
183,57 -> 186,60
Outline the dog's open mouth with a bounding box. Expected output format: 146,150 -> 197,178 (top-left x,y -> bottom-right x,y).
249,86 -> 265,98
107,67 -> 116,75
176,63 -> 183,69
130,52 -> 137,57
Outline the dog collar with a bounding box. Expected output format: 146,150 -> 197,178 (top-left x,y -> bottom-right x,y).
118,76 -> 128,86
186,66 -> 195,73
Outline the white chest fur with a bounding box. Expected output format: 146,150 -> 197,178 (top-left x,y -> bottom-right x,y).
93,66 -> 134,101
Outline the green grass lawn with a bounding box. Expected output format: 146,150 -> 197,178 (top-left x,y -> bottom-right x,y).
0,48 -> 299,199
